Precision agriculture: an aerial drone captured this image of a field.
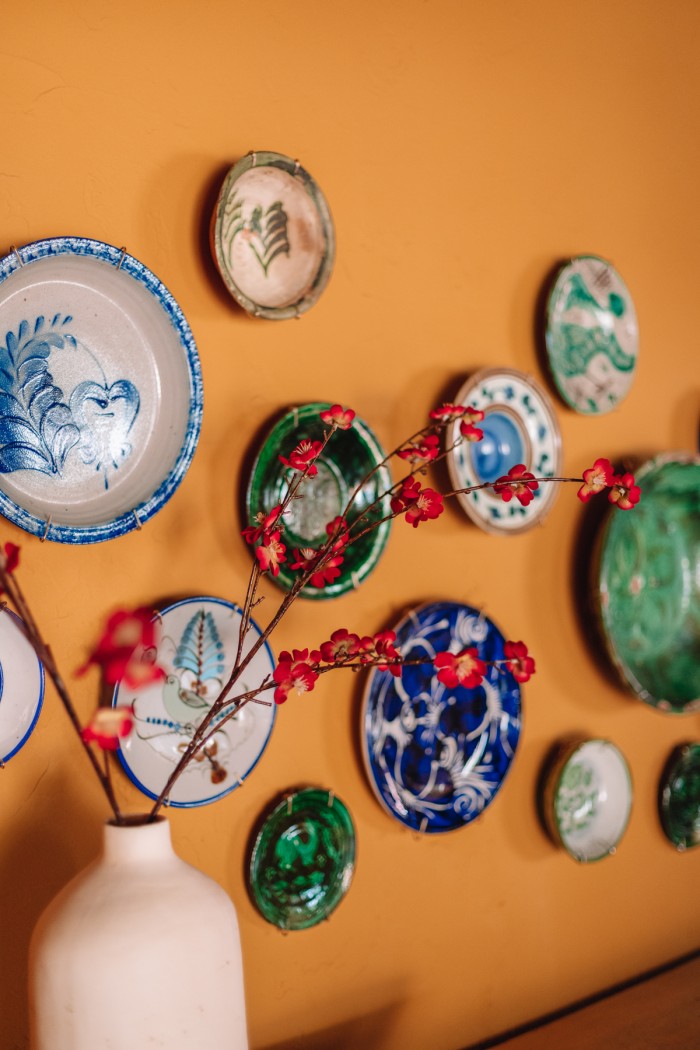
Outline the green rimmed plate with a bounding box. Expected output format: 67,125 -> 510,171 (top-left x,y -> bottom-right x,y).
544,254 -> 638,414
211,151 -> 335,320
594,452 -> 700,714
245,402 -> 392,599
248,787 -> 356,930
659,743 -> 700,851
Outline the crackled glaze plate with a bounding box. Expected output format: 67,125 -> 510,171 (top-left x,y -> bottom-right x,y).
447,368 -> 562,534
245,402 -> 391,599
659,743 -> 700,851
545,254 -> 638,414
114,597 -> 276,807
361,601 -> 522,833
212,151 -> 335,319
0,610 -> 44,763
248,787 -> 356,930
541,738 -> 632,862
0,238 -> 202,543
595,452 -> 700,713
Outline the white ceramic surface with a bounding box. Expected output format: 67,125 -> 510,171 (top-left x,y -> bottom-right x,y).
0,609 -> 44,763
550,739 -> 632,862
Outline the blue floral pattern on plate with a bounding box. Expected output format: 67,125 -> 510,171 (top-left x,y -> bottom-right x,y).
361,601 -> 521,833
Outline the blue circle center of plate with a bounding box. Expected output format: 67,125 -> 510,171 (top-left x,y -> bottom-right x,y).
470,411 -> 524,483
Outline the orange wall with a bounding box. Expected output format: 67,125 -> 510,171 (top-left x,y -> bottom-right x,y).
2,3 -> 699,1048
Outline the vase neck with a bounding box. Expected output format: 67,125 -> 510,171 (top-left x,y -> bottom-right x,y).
102,818 -> 174,864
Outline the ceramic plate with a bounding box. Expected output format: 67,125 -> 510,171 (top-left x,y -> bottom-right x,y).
0,238 -> 202,543
361,601 -> 522,833
447,368 -> 562,534
0,609 -> 45,763
594,452 -> 700,714
659,743 -> 700,851
245,402 -> 391,599
541,738 -> 632,862
211,151 -> 335,320
248,787 -> 355,930
114,597 -> 276,807
544,254 -> 638,414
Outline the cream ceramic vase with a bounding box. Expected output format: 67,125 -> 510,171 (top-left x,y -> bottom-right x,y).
29,817 -> 248,1049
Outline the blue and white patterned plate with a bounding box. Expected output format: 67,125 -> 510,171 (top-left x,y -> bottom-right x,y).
0,238 -> 203,543
447,368 -> 562,534
361,601 -> 522,833
0,609 -> 44,764
114,597 -> 276,807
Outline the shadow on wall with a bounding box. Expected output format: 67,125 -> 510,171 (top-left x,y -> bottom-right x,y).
262,1000 -> 405,1050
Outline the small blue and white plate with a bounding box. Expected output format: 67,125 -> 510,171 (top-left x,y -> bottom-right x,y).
0,609 -> 44,763
361,601 -> 522,833
0,238 -> 203,543
447,368 -> 562,534
114,597 -> 276,807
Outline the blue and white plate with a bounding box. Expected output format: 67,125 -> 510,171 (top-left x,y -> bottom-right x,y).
0,238 -> 203,543
447,368 -> 562,534
114,597 -> 276,807
361,601 -> 522,833
0,610 -> 44,763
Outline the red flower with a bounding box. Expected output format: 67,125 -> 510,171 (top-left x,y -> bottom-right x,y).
608,472 -> 641,511
390,477 -> 444,527
255,531 -> 287,576
460,422 -> 484,442
494,464 -> 539,507
325,516 -> 350,550
78,608 -> 165,687
0,541 -> 20,595
354,630 -> 402,676
81,706 -> 134,750
241,504 -> 283,544
397,434 -> 441,464
314,628 -> 361,663
434,648 -> 486,689
272,649 -> 319,704
320,404 -> 356,430
503,640 -> 536,683
290,546 -> 344,588
461,405 -> 485,426
577,458 -> 614,503
430,403 -> 466,421
279,439 -> 324,477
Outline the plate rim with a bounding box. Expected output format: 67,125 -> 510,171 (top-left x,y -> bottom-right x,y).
113,595 -> 276,808
0,236 -> 203,544
0,608 -> 45,763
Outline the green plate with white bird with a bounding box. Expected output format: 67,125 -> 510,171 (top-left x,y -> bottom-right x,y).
113,597 -> 276,807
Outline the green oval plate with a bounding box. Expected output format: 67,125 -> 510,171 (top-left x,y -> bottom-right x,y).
659,743 -> 700,850
594,452 -> 700,713
545,254 -> 638,414
245,402 -> 392,599
248,787 -> 356,930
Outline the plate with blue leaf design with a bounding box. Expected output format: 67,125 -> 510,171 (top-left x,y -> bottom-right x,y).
0,238 -> 202,543
446,368 -> 562,535
361,601 -> 522,833
114,597 -> 276,807
0,609 -> 45,764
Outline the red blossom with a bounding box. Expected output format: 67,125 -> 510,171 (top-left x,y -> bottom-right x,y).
314,628 -> 361,663
279,439 -> 324,477
390,477 -> 444,527
434,648 -> 487,689
503,640 -> 536,683
320,404 -> 356,430
81,706 -> 134,750
272,649 -> 319,704
78,608 -> 165,687
289,547 -> 344,588
0,541 -> 20,595
325,516 -> 350,550
354,630 -> 402,676
241,504 -> 283,544
460,422 -> 484,442
255,531 -> 287,576
608,472 -> 641,511
577,458 -> 614,503
430,403 -> 466,421
494,464 -> 539,507
397,434 -> 441,464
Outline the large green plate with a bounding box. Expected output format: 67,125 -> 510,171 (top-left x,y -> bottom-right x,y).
659,743 -> 700,850
594,452 -> 700,713
245,402 -> 392,599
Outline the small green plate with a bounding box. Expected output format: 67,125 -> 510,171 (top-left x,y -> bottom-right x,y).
545,254 -> 638,414
211,151 -> 335,320
659,743 -> 700,851
245,402 -> 392,600
594,452 -> 700,714
248,787 -> 356,930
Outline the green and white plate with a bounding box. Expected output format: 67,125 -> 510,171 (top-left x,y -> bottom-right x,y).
594,452 -> 700,714
248,787 -> 356,930
541,738 -> 632,863
211,151 -> 335,320
659,743 -> 700,851
446,368 -> 562,534
545,255 -> 638,414
245,402 -> 392,599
